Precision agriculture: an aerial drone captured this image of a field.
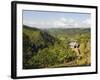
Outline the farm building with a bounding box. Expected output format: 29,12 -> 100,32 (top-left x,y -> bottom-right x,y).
69,41 -> 81,56
69,41 -> 80,49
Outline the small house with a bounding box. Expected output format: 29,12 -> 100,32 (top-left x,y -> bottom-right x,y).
69,41 -> 80,49
69,41 -> 81,56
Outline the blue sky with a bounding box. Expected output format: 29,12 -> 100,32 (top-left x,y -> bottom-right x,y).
23,10 -> 91,28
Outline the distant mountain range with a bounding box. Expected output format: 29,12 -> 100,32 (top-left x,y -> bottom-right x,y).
43,28 -> 90,36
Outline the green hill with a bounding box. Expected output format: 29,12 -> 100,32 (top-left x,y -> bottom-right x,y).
23,25 -> 56,53
23,25 -> 91,69
44,28 -> 90,37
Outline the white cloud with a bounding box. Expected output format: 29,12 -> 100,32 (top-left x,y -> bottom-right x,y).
83,19 -> 91,25
23,17 -> 91,29
60,17 -> 67,22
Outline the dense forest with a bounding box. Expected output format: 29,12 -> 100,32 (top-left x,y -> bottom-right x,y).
23,25 -> 91,69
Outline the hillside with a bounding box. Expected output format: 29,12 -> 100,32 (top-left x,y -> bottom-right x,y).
23,25 -> 56,51
23,25 -> 91,69
23,25 -> 58,68
43,28 -> 90,37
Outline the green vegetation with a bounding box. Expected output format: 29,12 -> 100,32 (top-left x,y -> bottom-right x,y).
23,25 -> 91,69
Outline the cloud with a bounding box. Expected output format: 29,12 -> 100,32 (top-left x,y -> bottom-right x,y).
23,17 -> 91,29
83,19 -> 91,25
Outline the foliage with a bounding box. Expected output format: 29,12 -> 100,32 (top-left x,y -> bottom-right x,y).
23,25 -> 91,69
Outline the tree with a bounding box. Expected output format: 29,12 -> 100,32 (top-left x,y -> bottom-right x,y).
23,33 -> 32,69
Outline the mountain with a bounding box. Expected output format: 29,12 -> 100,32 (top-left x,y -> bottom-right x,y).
43,28 -> 90,37
23,25 -> 91,69
23,25 -> 56,53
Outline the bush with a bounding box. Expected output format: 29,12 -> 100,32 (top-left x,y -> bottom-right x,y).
27,47 -> 59,68
65,49 -> 77,62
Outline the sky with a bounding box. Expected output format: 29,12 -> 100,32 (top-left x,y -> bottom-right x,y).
23,10 -> 91,29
